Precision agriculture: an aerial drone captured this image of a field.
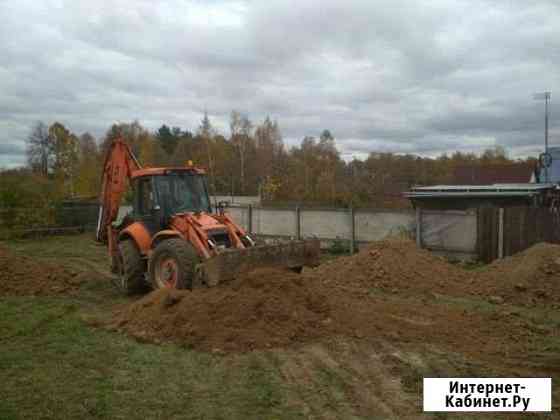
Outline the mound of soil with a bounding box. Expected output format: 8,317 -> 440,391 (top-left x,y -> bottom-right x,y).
309,239 -> 560,305
0,246 -> 82,296
479,242 -> 560,305
111,238 -> 559,353
112,268 -> 331,352
307,238 -> 469,297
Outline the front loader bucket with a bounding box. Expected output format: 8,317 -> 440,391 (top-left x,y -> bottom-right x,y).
194,239 -> 320,287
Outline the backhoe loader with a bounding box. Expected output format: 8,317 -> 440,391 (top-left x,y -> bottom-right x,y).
96,138 -> 319,294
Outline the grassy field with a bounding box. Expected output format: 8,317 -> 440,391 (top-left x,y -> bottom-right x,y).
0,234 -> 557,419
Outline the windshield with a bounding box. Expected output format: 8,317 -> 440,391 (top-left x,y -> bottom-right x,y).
155,173 -> 211,214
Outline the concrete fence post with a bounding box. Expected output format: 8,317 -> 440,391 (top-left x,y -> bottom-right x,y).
248,204 -> 253,234
498,207 -> 504,259
416,207 -> 422,248
296,206 -> 301,240
350,207 -> 356,254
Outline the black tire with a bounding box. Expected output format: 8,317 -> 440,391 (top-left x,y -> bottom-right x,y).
117,239 -> 147,295
149,239 -> 199,290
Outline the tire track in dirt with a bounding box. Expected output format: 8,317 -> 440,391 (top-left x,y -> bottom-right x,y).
275,339 -> 433,419
275,345 -> 343,419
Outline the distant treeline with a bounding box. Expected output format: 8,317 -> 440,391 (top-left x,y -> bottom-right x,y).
1,113 -> 537,217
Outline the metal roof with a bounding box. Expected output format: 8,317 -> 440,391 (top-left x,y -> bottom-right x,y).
405,183 -> 555,198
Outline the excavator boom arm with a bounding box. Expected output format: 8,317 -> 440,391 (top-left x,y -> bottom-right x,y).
96,138 -> 141,242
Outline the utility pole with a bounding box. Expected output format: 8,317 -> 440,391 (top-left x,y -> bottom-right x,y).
534,91 -> 551,182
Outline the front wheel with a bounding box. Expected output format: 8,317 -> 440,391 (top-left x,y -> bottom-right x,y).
117,239 -> 147,295
149,239 -> 199,290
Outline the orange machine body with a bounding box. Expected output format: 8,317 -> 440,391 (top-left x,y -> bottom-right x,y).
97,137 -> 250,265
117,212 -> 248,261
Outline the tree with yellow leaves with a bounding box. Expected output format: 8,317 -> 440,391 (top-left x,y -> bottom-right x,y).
75,132 -> 100,197
49,122 -> 79,197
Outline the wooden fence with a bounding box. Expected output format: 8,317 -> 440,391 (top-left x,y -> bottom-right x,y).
477,206 -> 560,262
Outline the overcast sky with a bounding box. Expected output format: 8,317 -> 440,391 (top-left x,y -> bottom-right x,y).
1,0 -> 559,168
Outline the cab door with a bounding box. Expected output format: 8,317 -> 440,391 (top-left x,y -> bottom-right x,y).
133,176 -> 160,236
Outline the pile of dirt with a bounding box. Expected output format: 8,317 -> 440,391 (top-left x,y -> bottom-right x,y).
309,238 -> 560,305
479,242 -> 560,305
112,268 -> 331,352
111,238 -> 560,353
307,238 -> 469,297
0,246 -> 82,296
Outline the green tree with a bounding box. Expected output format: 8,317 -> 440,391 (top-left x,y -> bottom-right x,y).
481,145 -> 508,164
156,124 -> 179,155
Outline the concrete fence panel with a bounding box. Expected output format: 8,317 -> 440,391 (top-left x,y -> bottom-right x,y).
212,195 -> 260,205
354,210 -> 415,242
421,210 -> 477,253
227,206 -> 248,231
252,208 -> 297,237
7,201 -> 485,261
300,209 -> 351,239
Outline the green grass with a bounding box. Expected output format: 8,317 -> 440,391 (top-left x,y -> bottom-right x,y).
5,233 -> 108,273
0,234 -> 307,420
0,295 -> 303,420
2,234 -> 558,419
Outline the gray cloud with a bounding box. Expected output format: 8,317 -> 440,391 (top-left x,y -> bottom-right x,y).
0,0 -> 559,169
0,142 -> 25,155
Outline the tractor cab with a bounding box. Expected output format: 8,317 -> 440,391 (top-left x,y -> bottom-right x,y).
129,168 -> 212,234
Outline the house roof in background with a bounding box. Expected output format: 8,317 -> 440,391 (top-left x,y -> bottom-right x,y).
453,163 -> 535,185
404,183 -> 553,198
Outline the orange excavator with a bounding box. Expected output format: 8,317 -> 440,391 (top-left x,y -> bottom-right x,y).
96,138 -> 319,294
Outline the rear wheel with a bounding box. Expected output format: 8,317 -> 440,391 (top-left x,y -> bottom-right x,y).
149,239 -> 199,290
117,239 -> 147,295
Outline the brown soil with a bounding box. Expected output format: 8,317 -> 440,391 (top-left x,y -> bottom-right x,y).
308,238 -> 470,297
112,268 -> 331,352
304,239 -> 557,368
311,238 -> 560,306
477,242 -> 560,305
0,246 -> 82,296
112,238 -> 560,356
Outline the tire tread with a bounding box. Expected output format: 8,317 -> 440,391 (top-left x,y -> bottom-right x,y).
118,239 -> 146,295
149,238 -> 199,289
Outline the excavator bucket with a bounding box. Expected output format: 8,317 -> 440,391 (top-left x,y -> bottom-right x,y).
194,239 -> 320,287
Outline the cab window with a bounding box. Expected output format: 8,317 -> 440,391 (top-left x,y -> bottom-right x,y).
137,177 -> 154,215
